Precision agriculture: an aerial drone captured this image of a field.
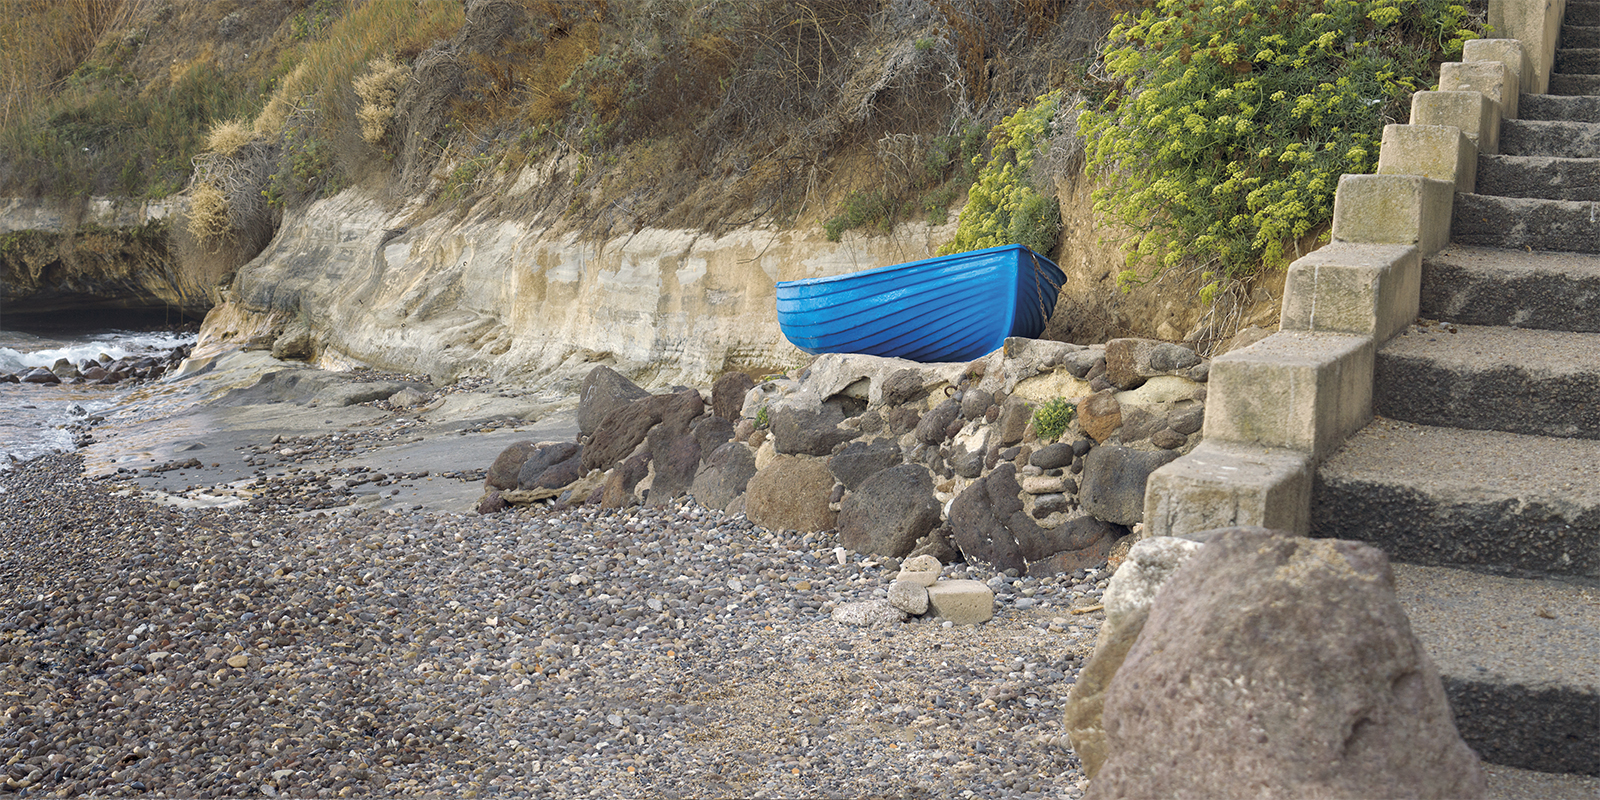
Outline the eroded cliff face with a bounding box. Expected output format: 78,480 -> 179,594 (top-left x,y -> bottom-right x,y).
195,158 -> 1285,392
0,197 -> 220,316
202,188 -> 959,389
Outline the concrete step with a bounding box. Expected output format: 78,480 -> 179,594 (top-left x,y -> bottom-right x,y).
1563,24 -> 1600,49
1567,2 -> 1600,26
1500,119 -> 1600,158
1312,418 -> 1600,580
1519,93 -> 1600,123
1392,563 -> 1600,776
1485,765 -> 1600,799
1452,193 -> 1600,254
1476,154 -> 1600,200
1421,246 -> 1600,332
1556,47 -> 1600,73
1374,324 -> 1600,439
1550,72 -> 1600,95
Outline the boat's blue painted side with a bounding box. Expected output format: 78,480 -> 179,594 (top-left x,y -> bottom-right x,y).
775,244 -> 1065,362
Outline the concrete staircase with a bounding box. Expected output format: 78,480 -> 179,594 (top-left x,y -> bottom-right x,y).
1311,5 -> 1600,778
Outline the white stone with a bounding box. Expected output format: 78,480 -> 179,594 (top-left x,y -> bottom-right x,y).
887,580 -> 930,615
831,599 -> 906,627
926,580 -> 994,624
1102,537 -> 1205,634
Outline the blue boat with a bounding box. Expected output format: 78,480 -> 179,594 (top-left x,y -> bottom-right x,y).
775,243 -> 1066,363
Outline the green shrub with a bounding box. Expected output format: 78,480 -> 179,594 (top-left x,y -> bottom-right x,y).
1081,0 -> 1485,294
823,190 -> 898,241
1031,397 -> 1076,442
939,91 -> 1063,257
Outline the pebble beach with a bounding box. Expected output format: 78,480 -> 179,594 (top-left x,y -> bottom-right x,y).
1,440 -> 1104,798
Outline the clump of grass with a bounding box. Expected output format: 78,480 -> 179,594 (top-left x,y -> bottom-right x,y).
206,119 -> 257,158
354,55 -> 409,145
185,181 -> 231,245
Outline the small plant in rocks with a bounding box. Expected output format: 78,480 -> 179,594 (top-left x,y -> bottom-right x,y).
1032,397 -> 1076,442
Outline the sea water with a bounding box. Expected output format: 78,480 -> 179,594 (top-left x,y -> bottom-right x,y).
0,313 -> 196,466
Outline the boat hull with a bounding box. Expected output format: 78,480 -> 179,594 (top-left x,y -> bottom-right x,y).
775,244 -> 1065,363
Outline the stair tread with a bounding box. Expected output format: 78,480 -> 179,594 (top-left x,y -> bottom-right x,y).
1320,418 -> 1600,509
1452,193 -> 1600,255
1395,562 -> 1600,776
1381,323 -> 1600,378
1396,563 -> 1600,694
1421,245 -> 1600,331
1485,765 -> 1600,799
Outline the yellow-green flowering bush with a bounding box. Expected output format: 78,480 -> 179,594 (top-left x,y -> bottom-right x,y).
1081,0 -> 1484,293
939,91 -> 1063,257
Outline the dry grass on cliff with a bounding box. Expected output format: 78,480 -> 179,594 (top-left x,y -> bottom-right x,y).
0,0 -> 143,130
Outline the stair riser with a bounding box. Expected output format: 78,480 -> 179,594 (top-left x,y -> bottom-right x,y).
1556,48 -> 1600,73
1444,679 -> 1600,776
1520,94 -> 1600,123
1499,120 -> 1600,158
1452,195 -> 1600,254
1568,3 -> 1600,26
1564,25 -> 1600,49
1551,72 -> 1600,96
1420,259 -> 1600,332
1475,155 -> 1600,200
1374,355 -> 1600,439
1310,477 -> 1600,580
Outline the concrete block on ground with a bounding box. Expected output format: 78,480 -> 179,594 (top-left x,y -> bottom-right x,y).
926,579 -> 994,624
1201,331 -> 1374,462
1376,124 -> 1477,192
1331,174 -> 1454,255
1463,38 -> 1532,95
1411,90 -> 1501,154
1440,60 -> 1519,120
1279,243 -> 1420,342
1142,442 -> 1313,538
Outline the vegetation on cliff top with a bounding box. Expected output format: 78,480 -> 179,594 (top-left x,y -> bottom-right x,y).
1081,0 -> 1486,293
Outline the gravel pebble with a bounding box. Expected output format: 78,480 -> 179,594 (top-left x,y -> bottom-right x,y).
1,453 -> 1100,798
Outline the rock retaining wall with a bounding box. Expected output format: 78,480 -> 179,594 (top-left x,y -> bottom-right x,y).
482,336 -> 1212,576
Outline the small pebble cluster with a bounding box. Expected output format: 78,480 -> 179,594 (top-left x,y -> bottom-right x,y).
2,453 -> 1108,798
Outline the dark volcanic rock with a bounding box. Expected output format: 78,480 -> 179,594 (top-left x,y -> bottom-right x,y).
838,464 -> 942,558
828,438 -> 904,490
512,442 -> 582,490
881,368 -> 928,406
711,371 -> 755,420
1079,446 -> 1179,526
1090,528 -> 1486,800
915,398 -> 962,445
581,389 -> 703,473
646,423 -> 701,505
487,441 -> 539,491
689,441 -> 758,511
600,451 -> 652,509
770,403 -> 854,456
577,365 -> 652,436
1029,442 -> 1075,470
690,414 -> 736,461
947,465 -> 1029,573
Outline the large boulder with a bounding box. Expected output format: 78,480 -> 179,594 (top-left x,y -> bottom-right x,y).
769,402 -> 855,456
1064,536 -> 1206,777
744,456 -> 837,532
691,411 -> 736,458
1078,445 -> 1179,526
838,464 -> 942,558
645,422 -> 701,505
486,441 -> 539,491
1088,528 -> 1486,800
689,441 -> 758,512
513,442 -> 582,488
828,438 -> 904,490
947,464 -> 1117,575
711,371 -> 756,420
581,389 -> 704,473
577,365 -> 651,436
